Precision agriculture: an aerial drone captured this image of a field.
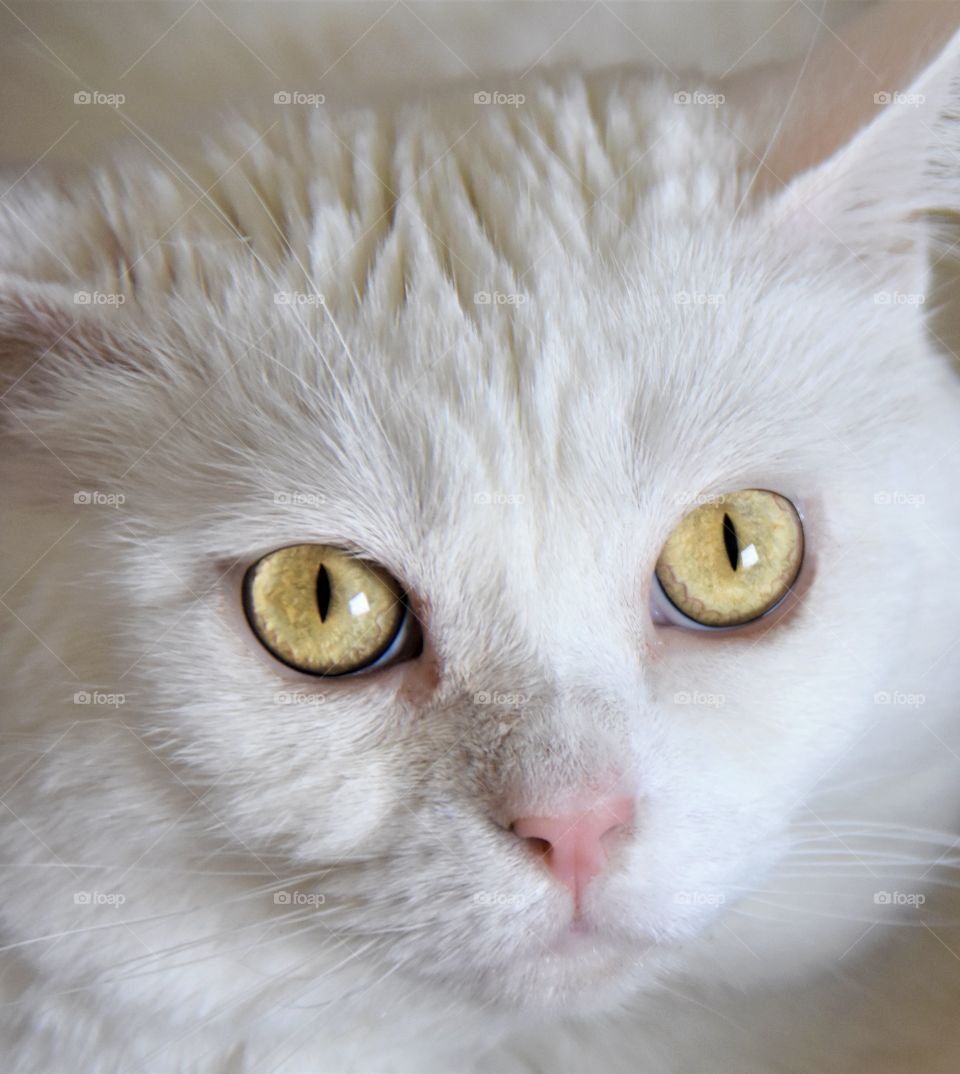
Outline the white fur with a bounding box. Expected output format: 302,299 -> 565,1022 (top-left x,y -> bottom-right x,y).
3,7 -> 960,1072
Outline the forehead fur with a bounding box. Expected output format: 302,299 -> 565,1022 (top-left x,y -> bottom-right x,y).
0,66 -> 933,571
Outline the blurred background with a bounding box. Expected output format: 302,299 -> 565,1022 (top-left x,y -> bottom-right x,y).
0,1 -> 874,164
6,2 -> 958,349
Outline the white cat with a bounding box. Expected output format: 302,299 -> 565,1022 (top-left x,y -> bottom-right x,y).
3,3 -> 960,1072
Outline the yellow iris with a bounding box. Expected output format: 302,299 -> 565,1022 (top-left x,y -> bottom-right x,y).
243,545 -> 406,674
656,490 -> 803,627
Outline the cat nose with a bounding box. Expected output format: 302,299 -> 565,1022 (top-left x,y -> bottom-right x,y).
511,796 -> 635,905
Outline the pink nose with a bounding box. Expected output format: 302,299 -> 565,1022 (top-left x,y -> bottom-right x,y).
511,796 -> 635,906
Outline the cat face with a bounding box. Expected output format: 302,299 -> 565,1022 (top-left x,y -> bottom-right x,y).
3,51 -> 960,1019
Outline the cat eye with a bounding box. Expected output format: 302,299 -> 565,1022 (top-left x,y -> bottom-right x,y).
243,544 -> 421,675
655,490 -> 803,628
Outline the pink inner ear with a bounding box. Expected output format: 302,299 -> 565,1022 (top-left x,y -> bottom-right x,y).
721,1 -> 960,194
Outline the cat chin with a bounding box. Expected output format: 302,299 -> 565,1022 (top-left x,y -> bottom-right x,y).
406,928 -> 665,1016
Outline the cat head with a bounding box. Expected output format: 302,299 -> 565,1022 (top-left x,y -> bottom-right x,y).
2,7 -> 960,1016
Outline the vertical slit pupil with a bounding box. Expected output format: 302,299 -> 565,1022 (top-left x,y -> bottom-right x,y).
722,514 -> 739,571
316,564 -> 331,621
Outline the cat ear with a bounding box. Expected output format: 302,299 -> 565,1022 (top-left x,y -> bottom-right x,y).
725,3 -> 960,286
0,276 -> 138,402
0,275 -> 155,505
